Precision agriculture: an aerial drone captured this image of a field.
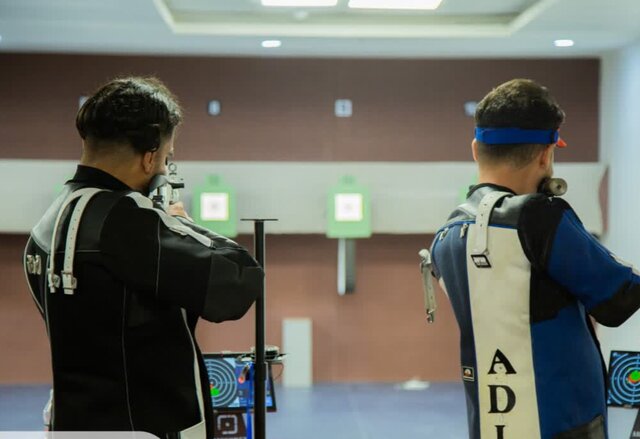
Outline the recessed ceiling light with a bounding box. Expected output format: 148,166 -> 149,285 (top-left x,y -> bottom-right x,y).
554,39 -> 574,48
262,40 -> 283,48
348,0 -> 443,10
262,0 -> 338,6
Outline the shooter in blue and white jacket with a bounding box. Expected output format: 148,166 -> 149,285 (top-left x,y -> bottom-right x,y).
430,79 -> 640,439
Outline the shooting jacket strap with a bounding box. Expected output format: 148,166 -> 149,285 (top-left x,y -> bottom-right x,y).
419,249 -> 437,323
472,191 -> 511,257
48,188 -> 106,293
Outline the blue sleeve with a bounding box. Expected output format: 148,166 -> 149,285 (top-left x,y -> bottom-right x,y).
520,197 -> 640,327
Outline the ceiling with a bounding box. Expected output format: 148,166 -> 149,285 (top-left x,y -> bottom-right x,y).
0,0 -> 639,58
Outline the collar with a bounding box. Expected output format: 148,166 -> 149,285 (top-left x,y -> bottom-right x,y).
466,183 -> 516,199
68,165 -> 132,191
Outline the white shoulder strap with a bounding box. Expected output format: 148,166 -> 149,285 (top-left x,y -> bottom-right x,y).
126,191 -> 154,209
61,188 -> 106,294
470,191 -> 511,267
48,188 -> 106,293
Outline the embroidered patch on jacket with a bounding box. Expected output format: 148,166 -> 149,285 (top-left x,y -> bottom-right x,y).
471,254 -> 491,268
462,366 -> 475,382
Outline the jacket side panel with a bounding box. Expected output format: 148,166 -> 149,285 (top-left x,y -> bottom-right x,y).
466,224 -> 541,439
432,222 -> 480,439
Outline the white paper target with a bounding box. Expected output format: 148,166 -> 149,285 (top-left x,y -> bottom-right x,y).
335,193 -> 363,222
200,193 -> 229,221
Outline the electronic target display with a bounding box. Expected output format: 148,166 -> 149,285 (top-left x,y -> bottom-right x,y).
608,350 -> 640,408
203,353 -> 276,412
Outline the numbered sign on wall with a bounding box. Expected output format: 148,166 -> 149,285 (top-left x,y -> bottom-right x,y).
193,175 -> 237,238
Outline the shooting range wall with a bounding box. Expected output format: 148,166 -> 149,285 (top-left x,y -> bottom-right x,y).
0,53 -> 600,383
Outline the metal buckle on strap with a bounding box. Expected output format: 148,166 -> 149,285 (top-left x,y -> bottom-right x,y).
33,255 -> 42,275
48,270 -> 60,292
61,271 -> 77,294
27,255 -> 43,275
420,248 -> 432,271
61,271 -> 77,288
26,255 -> 35,275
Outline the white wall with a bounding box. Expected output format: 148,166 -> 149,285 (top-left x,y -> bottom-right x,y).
0,160 -> 605,235
599,40 -> 640,359
599,39 -> 640,438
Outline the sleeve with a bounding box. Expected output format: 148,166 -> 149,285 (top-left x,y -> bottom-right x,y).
99,197 -> 264,323
429,231 -> 442,280
173,215 -> 244,248
519,196 -> 640,327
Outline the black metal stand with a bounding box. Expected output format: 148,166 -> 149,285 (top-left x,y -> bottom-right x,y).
242,218 -> 277,439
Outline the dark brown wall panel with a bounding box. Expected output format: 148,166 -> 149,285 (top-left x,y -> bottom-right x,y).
0,234 -> 52,383
0,54 -> 598,162
0,233 -> 459,384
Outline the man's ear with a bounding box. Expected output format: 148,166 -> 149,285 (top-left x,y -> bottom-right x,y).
539,144 -> 554,168
141,151 -> 155,174
471,139 -> 479,162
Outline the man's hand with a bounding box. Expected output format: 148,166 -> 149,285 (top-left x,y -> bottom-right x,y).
167,202 -> 193,221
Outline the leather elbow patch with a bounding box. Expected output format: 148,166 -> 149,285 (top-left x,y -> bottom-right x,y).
589,282 -> 640,327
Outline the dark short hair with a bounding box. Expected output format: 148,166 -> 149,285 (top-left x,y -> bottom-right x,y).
474,79 -> 565,167
76,77 -> 182,154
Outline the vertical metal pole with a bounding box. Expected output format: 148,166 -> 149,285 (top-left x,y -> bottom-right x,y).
253,221 -> 266,439
337,238 -> 356,295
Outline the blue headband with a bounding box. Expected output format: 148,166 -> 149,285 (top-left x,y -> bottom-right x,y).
475,127 -> 560,145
